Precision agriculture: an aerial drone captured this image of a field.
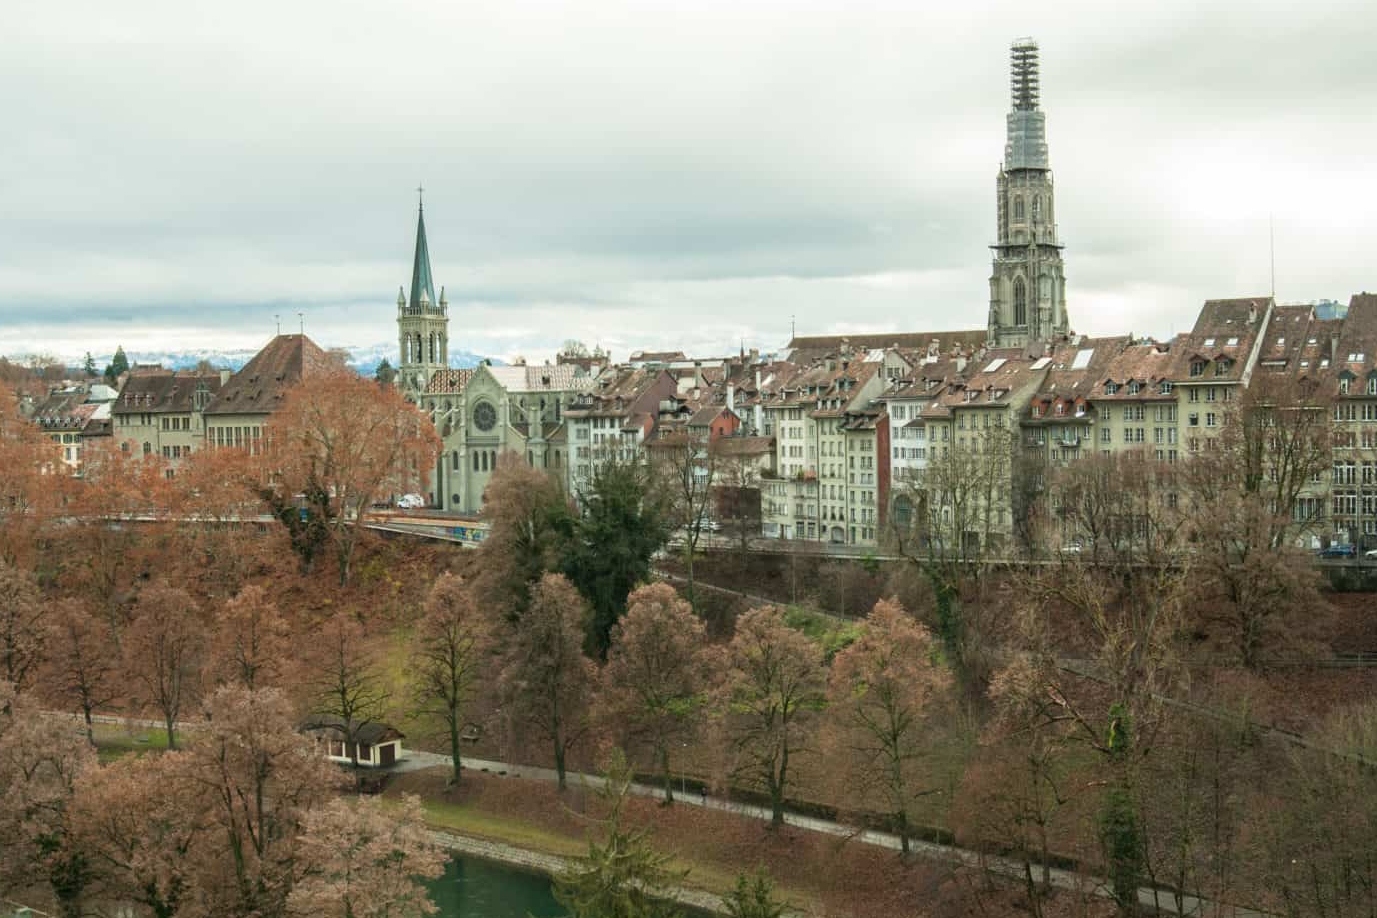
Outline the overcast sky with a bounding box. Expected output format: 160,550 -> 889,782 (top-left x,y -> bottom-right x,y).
5,0 -> 1376,365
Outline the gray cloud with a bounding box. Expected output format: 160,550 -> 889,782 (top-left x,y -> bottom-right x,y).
4,0 -> 1376,364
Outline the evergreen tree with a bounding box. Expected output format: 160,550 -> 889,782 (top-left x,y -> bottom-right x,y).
103,346 -> 129,385
565,456 -> 670,658
374,358 -> 396,386
553,752 -> 683,918
723,869 -> 786,918
82,352 -> 96,378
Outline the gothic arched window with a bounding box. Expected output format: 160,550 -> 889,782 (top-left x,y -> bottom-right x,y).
1014,277 -> 1027,326
1032,196 -> 1042,220
1013,196 -> 1024,221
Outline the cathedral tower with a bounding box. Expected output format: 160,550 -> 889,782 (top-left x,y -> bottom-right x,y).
397,194 -> 448,401
988,39 -> 1069,348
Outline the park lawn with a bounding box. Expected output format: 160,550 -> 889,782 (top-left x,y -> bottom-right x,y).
385,766 -> 987,918
91,722 -> 171,762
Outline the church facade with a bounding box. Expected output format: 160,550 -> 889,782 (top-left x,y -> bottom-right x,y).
391,199 -> 593,513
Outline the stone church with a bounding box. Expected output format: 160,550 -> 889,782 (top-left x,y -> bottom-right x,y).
393,196 -> 594,514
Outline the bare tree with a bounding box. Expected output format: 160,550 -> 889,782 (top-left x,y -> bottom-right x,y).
886,424 -> 1016,683
125,583 -> 205,750
209,584 -> 292,691
412,573 -> 491,786
307,612 -> 391,777
0,561 -> 46,693
652,433 -> 717,605
1179,373 -> 1334,667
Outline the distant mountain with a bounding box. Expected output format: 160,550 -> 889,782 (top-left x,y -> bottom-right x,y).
85,344 -> 499,377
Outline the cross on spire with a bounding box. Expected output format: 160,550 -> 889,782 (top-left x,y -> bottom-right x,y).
416,184 -> 425,210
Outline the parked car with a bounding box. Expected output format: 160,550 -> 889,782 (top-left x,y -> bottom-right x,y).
395,493 -> 426,510
1365,548 -> 1377,560
1317,544 -> 1357,559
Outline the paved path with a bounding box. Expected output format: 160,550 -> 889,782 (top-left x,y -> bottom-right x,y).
60,712 -> 1260,916
395,750 -> 1258,917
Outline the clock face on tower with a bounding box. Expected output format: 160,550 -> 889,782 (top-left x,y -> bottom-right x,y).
473,401 -> 497,432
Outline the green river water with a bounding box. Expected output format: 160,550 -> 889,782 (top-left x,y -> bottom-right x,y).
428,856 -> 715,917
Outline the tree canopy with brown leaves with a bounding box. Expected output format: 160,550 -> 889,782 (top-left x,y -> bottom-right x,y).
825,598 -> 952,854
499,573 -> 596,789
261,367 -> 440,585
124,582 -> 206,750
714,605 -> 826,829
600,582 -> 709,803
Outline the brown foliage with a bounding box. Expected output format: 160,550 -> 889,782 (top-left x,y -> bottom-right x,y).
42,598 -> 119,742
262,367 -> 441,586
306,612 -> 391,773
600,582 -> 709,802
287,794 -> 444,918
475,453 -> 574,621
124,582 -> 206,749
714,605 -> 826,828
499,573 -> 595,789
0,561 -> 46,692
209,584 -> 292,691
0,684 -> 97,914
825,598 -> 952,853
0,382 -> 66,567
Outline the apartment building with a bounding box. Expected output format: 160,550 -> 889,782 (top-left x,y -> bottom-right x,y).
564,367 -> 678,496
113,367 -> 225,469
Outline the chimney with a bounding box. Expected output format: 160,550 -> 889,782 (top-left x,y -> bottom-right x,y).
1331,334 -> 1340,362
727,382 -> 735,412
220,369 -> 231,385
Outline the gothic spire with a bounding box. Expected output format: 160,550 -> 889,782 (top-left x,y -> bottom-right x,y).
409,194 -> 436,311
1004,39 -> 1049,171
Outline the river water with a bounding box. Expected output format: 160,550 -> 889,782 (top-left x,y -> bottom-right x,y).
428,856 -> 715,917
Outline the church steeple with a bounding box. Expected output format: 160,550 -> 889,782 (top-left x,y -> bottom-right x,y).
410,189 -> 437,311
397,189 -> 448,401
988,39 -> 1069,349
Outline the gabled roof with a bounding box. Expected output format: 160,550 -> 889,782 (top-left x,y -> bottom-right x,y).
204,335 -> 330,416
114,368 -> 224,415
425,368 -> 476,394
787,330 -> 985,365
300,714 -> 404,746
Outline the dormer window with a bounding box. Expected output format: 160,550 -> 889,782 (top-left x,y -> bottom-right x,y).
1159,381 -> 1173,395
1368,377 -> 1377,396
1104,381 -> 1119,395
1189,360 -> 1206,378
1055,402 -> 1065,417
1215,359 -> 1232,377
1128,381 -> 1141,395
1340,378 -> 1351,395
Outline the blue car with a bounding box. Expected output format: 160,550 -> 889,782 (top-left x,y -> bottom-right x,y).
1317,545 -> 1357,559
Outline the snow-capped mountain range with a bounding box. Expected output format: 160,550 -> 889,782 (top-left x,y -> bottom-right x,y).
73,344 -> 498,377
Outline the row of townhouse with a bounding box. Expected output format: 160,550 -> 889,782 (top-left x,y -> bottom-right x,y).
21,335 -> 331,477
749,292 -> 1377,553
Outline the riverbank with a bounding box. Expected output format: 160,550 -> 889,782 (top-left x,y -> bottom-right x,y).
385,766 -> 1009,918
427,829 -> 735,917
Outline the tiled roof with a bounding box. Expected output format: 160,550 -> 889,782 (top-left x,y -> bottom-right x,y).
787,330 -> 985,365
204,334 -> 329,416
114,368 -> 224,415
425,369 -> 475,394
1166,297 -> 1271,382
712,435 -> 774,457
487,364 -> 592,392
